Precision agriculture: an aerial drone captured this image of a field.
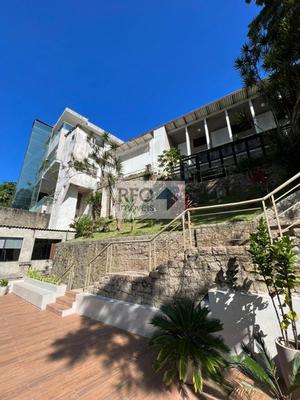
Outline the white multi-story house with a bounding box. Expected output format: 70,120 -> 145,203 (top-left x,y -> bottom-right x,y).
13,85 -> 277,230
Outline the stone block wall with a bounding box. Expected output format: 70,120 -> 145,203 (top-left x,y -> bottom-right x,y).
194,220 -> 258,246
52,231 -> 186,288
94,227 -> 300,307
52,220 -> 260,288
93,245 -> 266,307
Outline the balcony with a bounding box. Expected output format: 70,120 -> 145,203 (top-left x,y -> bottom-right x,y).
30,196 -> 53,214
177,130 -> 275,182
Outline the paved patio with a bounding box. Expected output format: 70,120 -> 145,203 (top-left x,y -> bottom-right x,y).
0,294 -> 200,400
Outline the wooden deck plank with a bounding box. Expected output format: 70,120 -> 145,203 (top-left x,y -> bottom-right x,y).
0,294 -> 196,400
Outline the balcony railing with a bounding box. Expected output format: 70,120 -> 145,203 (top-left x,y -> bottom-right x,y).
30,196 -> 53,214
177,130 -> 275,182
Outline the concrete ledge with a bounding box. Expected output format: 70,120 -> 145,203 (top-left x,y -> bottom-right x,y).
76,293 -> 159,337
12,281 -> 56,310
24,278 -> 66,297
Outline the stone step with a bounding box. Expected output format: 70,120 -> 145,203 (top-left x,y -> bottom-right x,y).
46,290 -> 80,317
46,302 -> 70,316
65,289 -> 82,300
56,295 -> 74,307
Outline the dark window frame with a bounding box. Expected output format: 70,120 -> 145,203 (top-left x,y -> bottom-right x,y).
193,136 -> 207,148
31,239 -> 61,260
0,237 -> 23,262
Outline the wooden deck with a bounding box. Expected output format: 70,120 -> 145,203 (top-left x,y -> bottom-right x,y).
0,294 -> 199,400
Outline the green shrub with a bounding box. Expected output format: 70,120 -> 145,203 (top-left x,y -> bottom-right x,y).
94,217 -> 111,233
70,215 -> 95,238
149,298 -> 229,393
27,268 -> 43,280
27,268 -> 61,285
0,279 -> 8,287
249,219 -> 299,348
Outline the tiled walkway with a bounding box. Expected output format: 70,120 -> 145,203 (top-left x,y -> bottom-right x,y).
0,294 -> 198,400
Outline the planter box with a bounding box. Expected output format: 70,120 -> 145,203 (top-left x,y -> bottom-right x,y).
12,278 -> 66,310
0,286 -> 8,296
24,278 -> 66,297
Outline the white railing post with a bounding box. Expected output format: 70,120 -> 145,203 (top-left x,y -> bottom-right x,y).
187,210 -> 192,248
271,195 -> 283,238
109,244 -> 113,273
153,240 -> 157,270
182,213 -> 186,252
105,246 -> 109,274
262,200 -> 273,243
148,242 -> 152,272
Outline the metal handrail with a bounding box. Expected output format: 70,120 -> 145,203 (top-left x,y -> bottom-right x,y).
84,170 -> 300,281
58,262 -> 75,281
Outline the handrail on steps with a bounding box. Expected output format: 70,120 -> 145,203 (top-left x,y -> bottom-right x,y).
80,171 -> 300,290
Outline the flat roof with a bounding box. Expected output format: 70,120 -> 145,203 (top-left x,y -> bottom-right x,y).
118,85 -> 260,148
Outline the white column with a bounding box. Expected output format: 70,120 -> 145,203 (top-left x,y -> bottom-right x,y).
249,99 -> 259,133
225,110 -> 233,142
204,118 -> 211,149
185,126 -> 192,156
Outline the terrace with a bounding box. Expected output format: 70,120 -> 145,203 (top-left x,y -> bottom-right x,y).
0,294 -> 198,400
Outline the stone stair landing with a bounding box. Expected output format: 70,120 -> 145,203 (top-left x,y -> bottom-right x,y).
46,290 -> 81,317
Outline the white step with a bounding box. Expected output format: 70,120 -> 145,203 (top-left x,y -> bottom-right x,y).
12,281 -> 56,310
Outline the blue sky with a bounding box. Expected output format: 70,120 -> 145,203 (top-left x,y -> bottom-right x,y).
0,0 -> 259,183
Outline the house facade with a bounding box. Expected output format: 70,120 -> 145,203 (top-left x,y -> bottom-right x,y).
13,85 -> 277,230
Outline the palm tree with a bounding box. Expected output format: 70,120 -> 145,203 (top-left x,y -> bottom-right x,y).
71,130 -> 123,222
149,298 -> 229,393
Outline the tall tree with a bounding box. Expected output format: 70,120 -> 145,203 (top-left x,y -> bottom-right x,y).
69,131 -> 122,225
235,0 -> 300,173
0,182 -> 16,207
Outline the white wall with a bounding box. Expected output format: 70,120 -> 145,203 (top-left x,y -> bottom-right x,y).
47,126 -> 100,229
120,126 -> 171,176
150,126 -> 171,170
209,289 -> 300,357
49,184 -> 79,230
121,144 -> 152,176
256,110 -> 276,132
210,126 -> 231,147
178,142 -> 188,156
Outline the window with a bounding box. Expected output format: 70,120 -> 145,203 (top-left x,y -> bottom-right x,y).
31,239 -> 61,260
193,136 -> 207,148
0,238 -> 23,262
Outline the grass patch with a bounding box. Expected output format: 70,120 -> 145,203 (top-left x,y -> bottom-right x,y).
190,209 -> 261,227
71,219 -> 168,241
72,209 -> 260,242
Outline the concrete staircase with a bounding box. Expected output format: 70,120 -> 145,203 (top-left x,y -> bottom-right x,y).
46,290 -> 81,317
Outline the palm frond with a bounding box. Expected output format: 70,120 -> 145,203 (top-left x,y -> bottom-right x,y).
149,299 -> 228,392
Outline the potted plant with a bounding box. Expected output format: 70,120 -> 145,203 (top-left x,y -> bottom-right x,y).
0,279 -> 8,296
249,219 -> 300,391
149,298 -> 229,393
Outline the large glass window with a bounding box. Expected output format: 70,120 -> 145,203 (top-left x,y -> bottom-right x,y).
31,239 -> 61,260
0,238 -> 23,262
13,120 -> 52,210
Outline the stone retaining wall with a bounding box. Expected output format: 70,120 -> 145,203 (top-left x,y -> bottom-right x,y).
93,245 -> 264,307
94,229 -> 300,307
52,220 -> 259,288
52,231 -> 185,288
195,220 -> 257,246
